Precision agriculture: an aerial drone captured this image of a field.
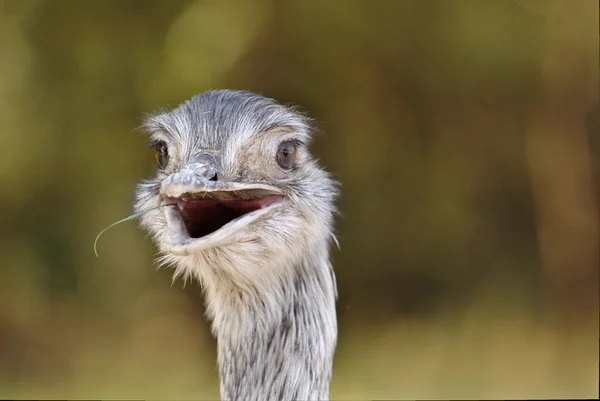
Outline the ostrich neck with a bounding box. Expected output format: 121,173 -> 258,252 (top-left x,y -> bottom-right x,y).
210,252 -> 337,401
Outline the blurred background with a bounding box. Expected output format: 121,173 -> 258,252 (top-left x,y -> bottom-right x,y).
0,0 -> 598,399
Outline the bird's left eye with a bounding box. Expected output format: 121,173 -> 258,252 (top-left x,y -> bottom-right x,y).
276,140 -> 297,170
154,140 -> 169,169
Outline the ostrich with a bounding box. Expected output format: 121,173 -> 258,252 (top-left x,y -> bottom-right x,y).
134,90 -> 339,400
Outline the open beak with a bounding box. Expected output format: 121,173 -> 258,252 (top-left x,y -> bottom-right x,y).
160,178 -> 284,255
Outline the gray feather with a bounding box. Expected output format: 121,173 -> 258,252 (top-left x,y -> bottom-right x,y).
134,90 -> 338,400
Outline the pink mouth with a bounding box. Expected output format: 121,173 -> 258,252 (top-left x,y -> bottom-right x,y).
167,195 -> 284,238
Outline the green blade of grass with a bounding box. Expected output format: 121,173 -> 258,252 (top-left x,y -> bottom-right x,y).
94,203 -> 175,258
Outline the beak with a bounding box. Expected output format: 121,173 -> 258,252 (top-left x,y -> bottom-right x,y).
158,159 -> 284,255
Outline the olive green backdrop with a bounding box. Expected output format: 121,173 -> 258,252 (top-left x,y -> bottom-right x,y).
0,0 -> 598,398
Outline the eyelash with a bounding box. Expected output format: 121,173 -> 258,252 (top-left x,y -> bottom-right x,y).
148,139 -> 163,148
282,139 -> 305,148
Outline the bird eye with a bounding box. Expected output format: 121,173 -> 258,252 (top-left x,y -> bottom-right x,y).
154,140 -> 169,169
276,140 -> 297,170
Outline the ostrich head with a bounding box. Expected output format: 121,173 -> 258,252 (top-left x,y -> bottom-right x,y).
134,90 -> 338,400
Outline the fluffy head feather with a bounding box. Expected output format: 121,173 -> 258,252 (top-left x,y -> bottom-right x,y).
134,90 -> 339,400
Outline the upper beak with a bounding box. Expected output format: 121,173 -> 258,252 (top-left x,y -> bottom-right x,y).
160,153 -> 283,199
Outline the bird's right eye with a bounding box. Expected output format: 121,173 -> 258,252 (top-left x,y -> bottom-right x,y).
154,140 -> 169,169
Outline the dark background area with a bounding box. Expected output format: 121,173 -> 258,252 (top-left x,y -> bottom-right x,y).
0,0 -> 598,398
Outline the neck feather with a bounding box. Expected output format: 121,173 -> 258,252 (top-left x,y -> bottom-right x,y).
205,249 -> 337,401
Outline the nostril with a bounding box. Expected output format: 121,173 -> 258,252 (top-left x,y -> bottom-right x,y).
209,172 -> 218,182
